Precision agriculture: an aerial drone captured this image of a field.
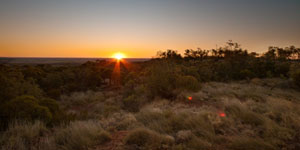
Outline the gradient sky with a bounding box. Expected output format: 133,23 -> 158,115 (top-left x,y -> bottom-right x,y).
1,0 -> 300,58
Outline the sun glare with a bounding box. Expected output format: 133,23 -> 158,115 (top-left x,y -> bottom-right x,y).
113,53 -> 125,60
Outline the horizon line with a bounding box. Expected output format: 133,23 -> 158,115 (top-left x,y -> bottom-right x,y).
0,56 -> 152,59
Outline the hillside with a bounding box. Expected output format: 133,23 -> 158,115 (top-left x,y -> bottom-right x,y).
1,79 -> 300,150
1,46 -> 300,150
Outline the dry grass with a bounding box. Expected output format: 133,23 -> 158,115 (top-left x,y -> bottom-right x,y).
54,120 -> 110,150
229,136 -> 275,150
124,128 -> 174,150
60,91 -> 105,107
1,78 -> 300,150
0,121 -> 55,150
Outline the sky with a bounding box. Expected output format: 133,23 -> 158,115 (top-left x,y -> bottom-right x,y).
0,0 -> 300,58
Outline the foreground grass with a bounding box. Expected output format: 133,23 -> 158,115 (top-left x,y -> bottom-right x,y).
1,79 -> 300,150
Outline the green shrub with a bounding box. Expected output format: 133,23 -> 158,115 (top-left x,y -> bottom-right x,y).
39,97 -> 66,125
175,75 -> 200,92
291,69 -> 300,87
0,71 -> 43,103
3,95 -> 52,123
124,128 -> 174,150
145,61 -> 178,98
54,120 -> 110,150
240,69 -> 255,79
123,95 -> 144,112
145,62 -> 201,98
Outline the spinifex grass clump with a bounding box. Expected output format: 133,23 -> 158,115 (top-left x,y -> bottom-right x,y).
54,121 -> 111,150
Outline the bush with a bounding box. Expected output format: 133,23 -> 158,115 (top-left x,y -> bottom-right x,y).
39,97 -> 66,125
240,69 -> 255,79
291,68 -> 300,87
175,75 -> 200,92
54,120 -> 110,150
123,95 -> 145,112
146,61 -> 178,98
3,95 -> 52,123
145,61 -> 201,98
124,128 -> 174,150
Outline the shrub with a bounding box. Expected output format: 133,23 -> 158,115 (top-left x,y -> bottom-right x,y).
145,61 -> 201,98
175,75 -> 200,92
123,95 -> 144,112
54,120 -> 111,150
39,97 -> 66,125
124,128 -> 174,150
3,95 -> 52,123
291,68 -> 300,87
0,71 -> 43,103
240,69 -> 255,79
145,61 -> 178,98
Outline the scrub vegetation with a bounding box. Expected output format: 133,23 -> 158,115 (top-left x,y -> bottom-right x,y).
1,41 -> 300,150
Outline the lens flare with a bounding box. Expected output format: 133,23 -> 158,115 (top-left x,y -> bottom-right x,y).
219,112 -> 226,117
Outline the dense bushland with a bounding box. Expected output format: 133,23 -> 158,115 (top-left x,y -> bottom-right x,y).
1,42 -> 300,150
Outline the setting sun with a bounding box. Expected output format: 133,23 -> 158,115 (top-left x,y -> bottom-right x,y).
113,53 -> 126,60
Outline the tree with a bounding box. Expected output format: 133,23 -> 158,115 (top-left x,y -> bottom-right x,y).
2,95 -> 52,123
157,50 -> 182,60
